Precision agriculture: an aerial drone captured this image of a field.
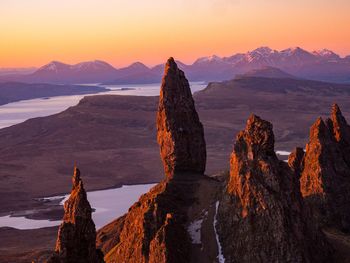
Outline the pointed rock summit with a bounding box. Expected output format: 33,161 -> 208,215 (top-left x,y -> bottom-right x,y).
218,114 -> 331,262
47,166 -> 104,263
328,103 -> 350,144
157,57 -> 206,177
300,117 -> 333,197
300,104 -> 350,231
100,58 -> 206,263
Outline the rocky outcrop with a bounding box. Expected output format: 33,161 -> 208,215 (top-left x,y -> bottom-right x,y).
218,114 -> 332,262
47,167 -> 104,263
300,104 -> 350,231
102,59 -> 204,263
157,57 -> 206,178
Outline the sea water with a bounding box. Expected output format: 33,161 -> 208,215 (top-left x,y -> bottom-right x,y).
0,82 -> 207,129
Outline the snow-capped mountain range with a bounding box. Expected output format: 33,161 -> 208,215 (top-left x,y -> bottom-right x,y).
1,47 -> 350,84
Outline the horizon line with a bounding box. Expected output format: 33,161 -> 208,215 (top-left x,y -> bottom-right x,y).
1,45 -> 349,70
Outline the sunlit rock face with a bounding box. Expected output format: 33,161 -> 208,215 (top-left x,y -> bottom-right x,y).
300,104 -> 350,231
157,57 -> 206,178
218,114 -> 332,263
46,167 -> 104,263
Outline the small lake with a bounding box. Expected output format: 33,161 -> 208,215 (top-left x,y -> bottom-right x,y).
0,183 -> 156,230
0,82 -> 207,129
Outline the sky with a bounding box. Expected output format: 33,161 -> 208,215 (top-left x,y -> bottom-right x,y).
1,0 -> 350,68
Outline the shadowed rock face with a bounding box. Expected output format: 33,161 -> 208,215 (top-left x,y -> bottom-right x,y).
218,114 -> 332,263
288,147 -> 305,175
157,57 -> 206,178
101,59 -> 205,263
47,167 -> 104,263
300,104 -> 350,231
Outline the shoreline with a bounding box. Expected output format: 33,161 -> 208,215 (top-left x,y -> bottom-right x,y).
0,182 -> 158,230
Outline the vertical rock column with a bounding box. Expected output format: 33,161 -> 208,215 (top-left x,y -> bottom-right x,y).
157,57 -> 206,178
103,58 -> 205,263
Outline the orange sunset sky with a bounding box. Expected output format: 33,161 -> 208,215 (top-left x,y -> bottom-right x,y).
1,0 -> 350,68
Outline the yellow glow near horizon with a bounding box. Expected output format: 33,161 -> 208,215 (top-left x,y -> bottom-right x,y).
1,0 -> 350,68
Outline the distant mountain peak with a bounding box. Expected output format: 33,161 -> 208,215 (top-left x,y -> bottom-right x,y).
280,46 -> 308,56
128,61 -> 149,70
250,46 -> 276,55
37,61 -> 71,73
245,47 -> 278,63
312,49 -> 340,60
194,55 -> 223,64
313,48 -> 333,55
73,60 -> 116,70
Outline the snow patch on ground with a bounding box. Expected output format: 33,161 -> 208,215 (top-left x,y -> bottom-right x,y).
214,201 -> 225,263
187,218 -> 204,244
276,150 -> 291,156
187,210 -> 208,245
40,195 -> 65,202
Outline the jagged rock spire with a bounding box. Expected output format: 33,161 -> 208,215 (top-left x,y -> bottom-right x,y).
235,114 -> 275,159
300,117 -> 333,197
46,167 -> 104,263
328,103 -> 350,143
300,104 -> 350,231
157,57 -> 206,178
72,165 -> 81,188
228,114 -> 278,200
219,114 -> 332,263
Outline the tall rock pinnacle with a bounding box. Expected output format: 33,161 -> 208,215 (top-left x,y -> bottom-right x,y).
218,114 -> 332,262
47,166 -> 104,263
300,104 -> 350,231
157,57 -> 206,177
102,58 -> 205,263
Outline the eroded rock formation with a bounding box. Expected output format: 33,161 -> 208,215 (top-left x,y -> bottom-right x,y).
218,114 -> 332,262
47,167 -> 104,263
101,58 -> 204,263
300,104 -> 350,231
157,57 -> 206,178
